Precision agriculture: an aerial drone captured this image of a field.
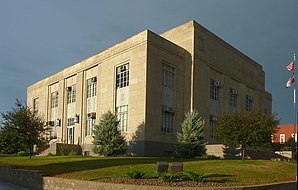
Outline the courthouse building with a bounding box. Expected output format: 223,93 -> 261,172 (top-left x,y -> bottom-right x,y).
27,20 -> 272,156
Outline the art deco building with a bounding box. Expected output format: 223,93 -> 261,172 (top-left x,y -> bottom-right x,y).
27,20 -> 272,156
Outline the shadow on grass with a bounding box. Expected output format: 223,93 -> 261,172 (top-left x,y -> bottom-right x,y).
16,156 -> 196,176
207,173 -> 236,184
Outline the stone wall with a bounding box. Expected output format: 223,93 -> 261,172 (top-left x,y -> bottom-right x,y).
0,165 -> 45,190
0,165 -> 296,190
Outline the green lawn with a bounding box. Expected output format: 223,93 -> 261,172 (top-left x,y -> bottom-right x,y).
0,156 -> 296,186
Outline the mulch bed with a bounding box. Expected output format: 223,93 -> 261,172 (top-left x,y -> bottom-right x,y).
96,177 -> 229,187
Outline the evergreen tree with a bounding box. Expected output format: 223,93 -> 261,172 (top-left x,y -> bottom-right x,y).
0,100 -> 49,158
175,110 -> 206,158
93,111 -> 127,156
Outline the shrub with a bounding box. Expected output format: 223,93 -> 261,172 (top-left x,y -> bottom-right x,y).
159,172 -> 181,183
68,151 -> 77,156
200,154 -> 220,160
47,153 -> 55,156
184,171 -> 209,182
126,169 -> 146,179
17,150 -> 29,156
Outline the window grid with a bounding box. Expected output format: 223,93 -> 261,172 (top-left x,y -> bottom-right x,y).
161,112 -> 174,133
209,115 -> 217,139
163,64 -> 175,89
87,79 -> 97,98
280,134 -> 285,144
116,64 -> 129,88
229,88 -> 237,113
116,105 -> 128,132
67,86 -> 76,104
210,80 -> 219,100
67,118 -> 75,126
33,98 -> 39,115
51,127 -> 57,139
245,95 -> 253,111
51,92 -> 58,108
86,117 -> 96,136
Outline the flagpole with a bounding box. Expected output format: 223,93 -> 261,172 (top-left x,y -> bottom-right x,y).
294,54 -> 297,153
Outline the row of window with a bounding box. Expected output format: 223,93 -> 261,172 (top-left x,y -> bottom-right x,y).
34,63 -> 257,140
44,64 -> 130,141
279,133 -> 297,144
210,79 -> 253,112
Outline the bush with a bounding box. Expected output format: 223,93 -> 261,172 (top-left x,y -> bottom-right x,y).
17,150 -> 29,157
47,153 -> 55,156
184,171 -> 209,182
68,151 -> 77,156
199,154 -> 220,160
126,169 -> 146,179
159,172 -> 181,183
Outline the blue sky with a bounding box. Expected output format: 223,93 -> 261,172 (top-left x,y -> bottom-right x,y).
0,0 -> 297,124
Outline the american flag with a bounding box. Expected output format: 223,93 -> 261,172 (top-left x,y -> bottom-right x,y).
286,61 -> 294,71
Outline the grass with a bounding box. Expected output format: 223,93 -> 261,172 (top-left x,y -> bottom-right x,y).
0,155 -> 296,186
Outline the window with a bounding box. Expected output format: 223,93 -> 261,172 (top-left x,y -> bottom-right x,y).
163,64 -> 175,89
67,85 -> 76,104
291,133 -> 297,142
245,95 -> 253,111
51,127 -> 57,139
116,105 -> 128,132
86,117 -> 96,136
209,115 -> 217,139
67,118 -> 75,126
87,77 -> 97,98
161,112 -> 174,133
51,92 -> 58,108
229,88 -> 237,113
210,80 -> 219,101
33,97 -> 39,115
116,64 -> 129,88
280,134 -> 285,144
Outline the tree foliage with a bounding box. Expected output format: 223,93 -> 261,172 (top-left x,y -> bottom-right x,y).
216,110 -> 279,161
93,111 -> 127,156
0,100 -> 49,158
175,110 -> 206,158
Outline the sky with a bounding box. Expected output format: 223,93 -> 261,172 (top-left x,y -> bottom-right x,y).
0,0 -> 297,125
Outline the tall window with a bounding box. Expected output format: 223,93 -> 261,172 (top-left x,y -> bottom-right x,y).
67,85 -> 76,104
163,64 -> 175,89
50,92 -> 58,139
86,117 -> 96,136
87,77 -> 97,98
245,95 -> 253,111
280,134 -> 285,144
51,92 -> 58,108
210,80 -> 219,100
86,77 -> 97,136
161,111 -> 174,133
161,64 -> 175,133
33,97 -> 39,115
209,115 -> 217,139
116,64 -> 129,88
116,105 -> 128,132
229,88 -> 238,113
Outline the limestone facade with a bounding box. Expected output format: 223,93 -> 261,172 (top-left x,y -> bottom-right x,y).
27,20 -> 272,156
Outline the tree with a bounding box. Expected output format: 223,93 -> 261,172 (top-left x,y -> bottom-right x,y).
0,100 -> 49,158
216,110 -> 279,161
175,110 -> 206,158
93,111 -> 127,156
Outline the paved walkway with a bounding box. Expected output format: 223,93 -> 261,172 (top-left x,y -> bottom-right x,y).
0,180 -> 28,190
